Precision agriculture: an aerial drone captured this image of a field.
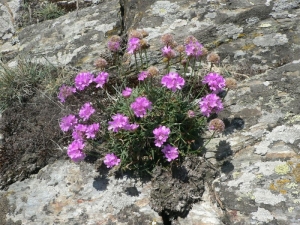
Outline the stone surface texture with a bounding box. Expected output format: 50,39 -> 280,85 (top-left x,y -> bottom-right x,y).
1,0 -> 300,224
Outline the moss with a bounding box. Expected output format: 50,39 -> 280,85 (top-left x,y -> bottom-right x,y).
274,163 -> 290,175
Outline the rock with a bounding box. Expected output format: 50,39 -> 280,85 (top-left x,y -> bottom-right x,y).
1,0 -> 300,224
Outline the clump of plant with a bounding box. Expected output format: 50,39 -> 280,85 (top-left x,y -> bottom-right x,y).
34,2 -> 65,21
0,57 -> 65,111
58,30 -> 237,173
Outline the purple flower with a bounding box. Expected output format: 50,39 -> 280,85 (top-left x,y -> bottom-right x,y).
130,96 -> 152,118
138,71 -> 149,81
162,144 -> 179,162
72,124 -> 87,140
153,125 -> 170,147
79,102 -> 95,121
185,41 -> 203,58
94,72 -> 109,88
122,87 -> 132,98
75,72 -> 94,91
85,123 -> 100,139
187,110 -> 195,118
108,41 -> 121,52
60,114 -> 78,132
104,153 -> 121,168
58,84 -> 76,103
127,37 -> 141,54
161,72 -> 185,92
67,139 -> 86,162
108,113 -> 130,132
124,123 -> 139,131
162,46 -> 176,59
202,72 -> 226,93
199,94 -> 223,117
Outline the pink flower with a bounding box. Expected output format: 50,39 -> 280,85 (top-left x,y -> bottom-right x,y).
185,41 -> 203,58
130,96 -> 152,118
127,37 -> 140,54
187,110 -> 195,118
104,153 -> 121,168
199,94 -> 223,117
162,46 -> 176,59
58,84 -> 76,103
108,41 -> 121,52
138,71 -> 149,81
161,72 -> 185,92
67,139 -> 86,162
79,102 -> 95,121
72,124 -> 87,140
60,114 -> 78,132
202,73 -> 226,93
122,87 -> 132,98
162,144 -> 179,162
94,72 -> 109,88
153,125 -> 170,147
85,123 -> 100,139
75,72 -> 94,91
124,123 -> 139,131
108,113 -> 130,132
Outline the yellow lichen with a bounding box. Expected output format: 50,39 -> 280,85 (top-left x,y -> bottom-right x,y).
292,163 -> 300,183
241,43 -> 256,51
274,163 -> 290,175
276,179 -> 290,185
288,207 -> 294,213
238,33 -> 246,38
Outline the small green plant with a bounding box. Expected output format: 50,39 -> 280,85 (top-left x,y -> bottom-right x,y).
34,2 -> 65,21
58,30 -> 235,174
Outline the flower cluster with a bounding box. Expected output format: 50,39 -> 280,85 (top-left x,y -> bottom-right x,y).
104,153 -> 120,168
162,144 -> 179,162
162,46 -> 176,60
60,102 -> 99,162
185,39 -> 203,58
75,72 -> 94,91
153,125 -> 170,147
58,85 -> 76,103
108,113 -> 139,132
202,72 -> 226,93
94,72 -> 109,88
128,37 -> 141,54
122,87 -> 132,98
199,93 -> 223,117
138,71 -> 149,81
161,72 -> 185,92
107,35 -> 121,52
130,96 -> 152,118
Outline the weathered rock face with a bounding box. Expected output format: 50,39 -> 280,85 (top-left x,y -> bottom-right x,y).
1,0 -> 300,224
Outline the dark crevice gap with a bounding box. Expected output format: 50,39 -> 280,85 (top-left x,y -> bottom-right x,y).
119,0 -> 126,36
161,210 -> 172,225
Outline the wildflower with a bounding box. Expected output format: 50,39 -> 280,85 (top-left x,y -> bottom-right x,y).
208,118 -> 225,132
124,123 -> 139,131
140,39 -> 150,50
130,96 -> 152,118
58,84 -> 76,103
104,153 -> 121,168
94,72 -> 109,88
187,110 -> 195,118
108,113 -> 130,132
185,40 -> 203,58
161,72 -> 185,92
67,139 -> 86,162
85,123 -> 100,139
162,46 -> 176,59
153,125 -> 170,147
129,30 -> 143,39
161,33 -> 175,47
122,87 -> 132,98
202,72 -> 226,93
207,52 -> 220,64
175,45 -> 185,53
127,37 -> 141,54
225,78 -> 237,89
72,124 -> 87,140
147,66 -> 159,77
138,71 -> 149,81
184,35 -> 198,44
107,35 -> 121,52
162,144 -> 179,162
75,72 -> 94,91
94,58 -> 108,69
79,102 -> 95,121
60,114 -> 78,132
199,94 -> 223,117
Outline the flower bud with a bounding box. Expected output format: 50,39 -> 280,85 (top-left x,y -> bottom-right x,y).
208,118 -> 225,132
207,52 -> 220,64
225,78 -> 237,89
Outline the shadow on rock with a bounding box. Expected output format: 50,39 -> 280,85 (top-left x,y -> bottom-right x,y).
93,164 -> 110,191
215,140 -> 233,161
224,117 -> 245,135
